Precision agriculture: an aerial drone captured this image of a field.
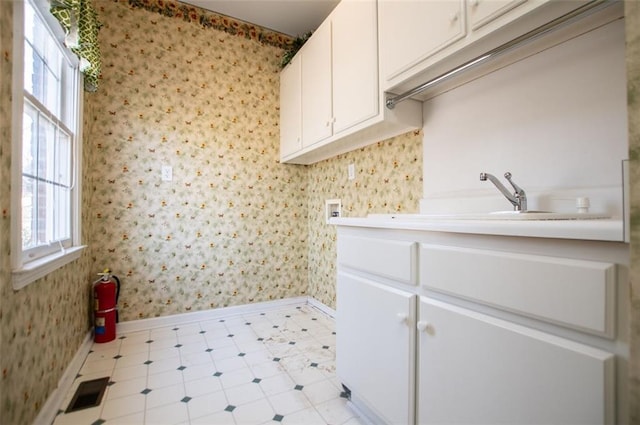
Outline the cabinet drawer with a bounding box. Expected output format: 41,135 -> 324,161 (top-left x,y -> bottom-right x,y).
338,236 -> 417,285
419,244 -> 616,336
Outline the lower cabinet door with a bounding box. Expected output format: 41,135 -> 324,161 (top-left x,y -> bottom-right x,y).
417,297 -> 614,425
337,272 -> 416,424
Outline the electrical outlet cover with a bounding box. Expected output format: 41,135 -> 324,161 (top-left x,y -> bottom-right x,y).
161,165 -> 172,181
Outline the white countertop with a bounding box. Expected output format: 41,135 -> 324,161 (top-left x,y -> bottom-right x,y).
330,214 -> 626,242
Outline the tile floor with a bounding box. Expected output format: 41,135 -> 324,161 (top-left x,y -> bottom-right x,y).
53,304 -> 363,425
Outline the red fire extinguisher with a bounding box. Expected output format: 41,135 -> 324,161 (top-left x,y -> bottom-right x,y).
93,269 -> 121,343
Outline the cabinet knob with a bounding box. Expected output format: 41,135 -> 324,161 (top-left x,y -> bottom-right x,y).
469,0 -> 479,8
417,321 -> 435,335
449,13 -> 459,24
397,313 -> 409,324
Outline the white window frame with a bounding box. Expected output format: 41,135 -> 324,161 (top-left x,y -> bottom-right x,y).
11,0 -> 85,290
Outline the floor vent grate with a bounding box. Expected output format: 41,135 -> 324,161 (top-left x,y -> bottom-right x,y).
65,377 -> 110,413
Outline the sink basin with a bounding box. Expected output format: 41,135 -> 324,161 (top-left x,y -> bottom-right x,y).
485,211 -> 609,220
385,212 -> 610,221
489,210 -> 551,215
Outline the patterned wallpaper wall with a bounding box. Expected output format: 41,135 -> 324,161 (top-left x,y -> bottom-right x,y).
0,2 -> 95,424
86,0 -> 309,321
308,133 -> 423,307
88,0 -> 423,320
625,0 -> 640,420
2,0 -> 635,424
0,1 -> 12,421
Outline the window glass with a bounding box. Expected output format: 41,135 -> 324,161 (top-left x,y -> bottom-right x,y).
24,0 -> 62,116
19,0 -> 77,259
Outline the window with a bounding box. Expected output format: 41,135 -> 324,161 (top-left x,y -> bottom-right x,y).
12,0 -> 84,289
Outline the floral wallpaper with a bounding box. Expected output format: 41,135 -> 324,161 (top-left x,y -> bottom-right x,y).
625,0 -> 640,421
1,2 -> 95,424
86,0 -> 308,322
0,0 -> 637,424
0,0 -> 11,420
308,133 -> 423,308
127,0 -> 292,49
1,260 -> 95,424
85,1 -> 423,322
86,0 -> 423,320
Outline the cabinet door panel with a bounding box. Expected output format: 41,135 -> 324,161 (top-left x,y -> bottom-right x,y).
468,0 -> 526,30
337,272 -> 415,424
379,0 -> 466,82
417,297 -> 614,424
301,21 -> 332,147
332,0 -> 378,134
279,55 -> 302,158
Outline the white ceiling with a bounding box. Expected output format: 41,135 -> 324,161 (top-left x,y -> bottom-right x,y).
181,0 -> 339,36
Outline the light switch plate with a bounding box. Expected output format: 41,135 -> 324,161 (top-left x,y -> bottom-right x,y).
161,165 -> 172,181
348,163 -> 355,180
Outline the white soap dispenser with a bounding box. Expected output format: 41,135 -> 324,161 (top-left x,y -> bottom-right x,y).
576,197 -> 590,214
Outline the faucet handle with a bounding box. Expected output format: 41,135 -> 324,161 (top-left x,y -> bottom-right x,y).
503,172 -> 527,211
504,172 -> 523,193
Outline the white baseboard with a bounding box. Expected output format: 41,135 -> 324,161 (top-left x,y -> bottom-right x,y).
346,395 -> 384,425
34,331 -> 93,425
117,296 -> 320,334
307,297 -> 336,318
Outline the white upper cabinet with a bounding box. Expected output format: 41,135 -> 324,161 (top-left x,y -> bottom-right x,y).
331,0 -> 379,135
279,54 -> 302,158
300,0 -> 378,147
301,20 -> 333,148
468,0 -> 526,30
379,0 -> 592,94
279,0 -> 422,165
379,0 -> 466,84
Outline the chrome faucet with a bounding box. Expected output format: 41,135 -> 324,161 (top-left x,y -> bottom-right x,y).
479,172 -> 528,212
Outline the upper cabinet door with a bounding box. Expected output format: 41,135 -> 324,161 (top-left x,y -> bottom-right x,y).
301,20 -> 333,148
279,54 -> 302,159
331,0 -> 378,135
379,0 -> 466,85
468,0 -> 527,30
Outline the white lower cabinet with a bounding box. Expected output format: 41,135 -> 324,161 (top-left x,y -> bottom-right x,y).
336,271 -> 416,424
417,296 -> 615,424
335,227 -> 626,424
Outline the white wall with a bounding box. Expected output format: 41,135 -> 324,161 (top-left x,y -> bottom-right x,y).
421,18 -> 628,217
